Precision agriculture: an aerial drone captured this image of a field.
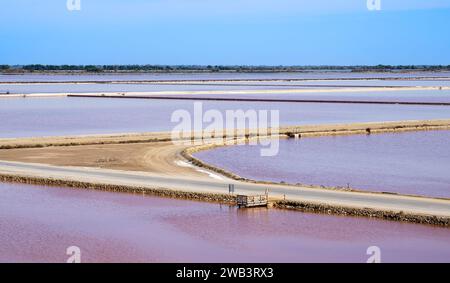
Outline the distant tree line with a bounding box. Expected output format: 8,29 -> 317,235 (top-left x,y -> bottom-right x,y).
1,64 -> 450,73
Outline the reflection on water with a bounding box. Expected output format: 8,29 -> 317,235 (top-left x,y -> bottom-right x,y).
1,97 -> 450,138
194,131 -> 450,198
0,182 -> 449,263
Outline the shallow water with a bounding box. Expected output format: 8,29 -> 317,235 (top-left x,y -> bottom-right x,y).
0,83 -> 302,95
194,131 -> 450,198
1,72 -> 450,82
156,89 -> 450,103
1,79 -> 450,95
1,97 -> 450,138
0,182 -> 449,263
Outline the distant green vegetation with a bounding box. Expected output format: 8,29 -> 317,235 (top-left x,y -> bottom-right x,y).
1,64 -> 450,73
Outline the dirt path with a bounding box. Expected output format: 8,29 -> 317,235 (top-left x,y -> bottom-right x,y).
0,142 -> 207,178
1,120 -> 450,180
1,120 -> 450,224
1,160 -> 449,226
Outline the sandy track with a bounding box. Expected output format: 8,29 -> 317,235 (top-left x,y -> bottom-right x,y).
0,120 -> 449,182
0,141 -> 206,178
1,120 -> 450,223
0,119 -> 449,195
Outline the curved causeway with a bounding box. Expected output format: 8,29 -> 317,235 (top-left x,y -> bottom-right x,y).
0,160 -> 449,225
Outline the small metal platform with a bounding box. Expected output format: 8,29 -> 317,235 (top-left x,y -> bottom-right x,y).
236,194 -> 268,208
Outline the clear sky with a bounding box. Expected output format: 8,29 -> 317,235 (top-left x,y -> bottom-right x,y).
1,0 -> 449,65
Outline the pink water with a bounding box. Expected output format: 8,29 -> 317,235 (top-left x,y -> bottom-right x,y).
0,182 -> 449,263
195,131 -> 450,198
2,97 -> 450,138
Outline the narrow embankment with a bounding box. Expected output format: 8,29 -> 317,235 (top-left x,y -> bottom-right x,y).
0,161 -> 449,227
1,85 -> 449,102
1,119 -> 449,150
69,93 -> 450,106
1,120 -> 450,226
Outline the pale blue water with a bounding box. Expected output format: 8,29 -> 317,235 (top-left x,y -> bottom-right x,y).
194,131 -> 450,198
1,97 -> 450,138
151,89 -> 450,103
0,83 -> 303,94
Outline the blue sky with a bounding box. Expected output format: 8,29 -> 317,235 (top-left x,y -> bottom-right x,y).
1,0 -> 449,65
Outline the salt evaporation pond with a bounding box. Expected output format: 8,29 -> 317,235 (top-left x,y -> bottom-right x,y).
1,97 -> 450,138
1,182 -> 449,263
194,130 -> 450,198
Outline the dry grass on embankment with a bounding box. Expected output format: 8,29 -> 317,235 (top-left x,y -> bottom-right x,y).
0,173 -> 449,227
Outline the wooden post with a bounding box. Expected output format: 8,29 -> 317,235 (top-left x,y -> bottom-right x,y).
228,184 -> 235,194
